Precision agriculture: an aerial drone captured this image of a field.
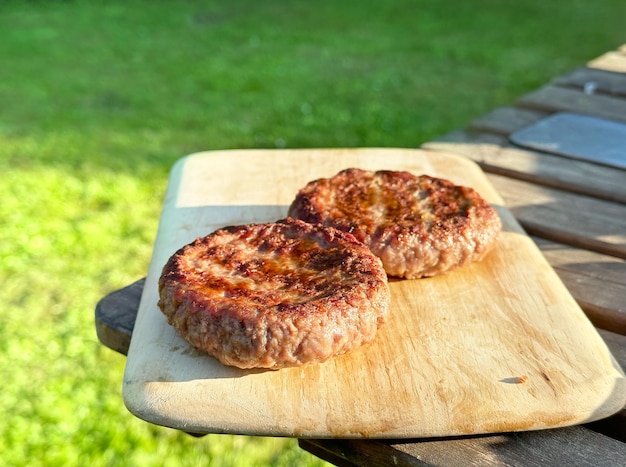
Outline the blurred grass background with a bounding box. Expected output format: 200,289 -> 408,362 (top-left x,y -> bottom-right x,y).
1,0 -> 625,465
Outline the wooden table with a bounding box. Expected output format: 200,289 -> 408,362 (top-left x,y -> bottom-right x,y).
96,45 -> 626,465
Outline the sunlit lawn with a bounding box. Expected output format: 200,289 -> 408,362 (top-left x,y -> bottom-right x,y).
1,0 -> 625,465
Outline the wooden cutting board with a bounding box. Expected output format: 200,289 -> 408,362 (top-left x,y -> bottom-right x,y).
123,148 -> 626,438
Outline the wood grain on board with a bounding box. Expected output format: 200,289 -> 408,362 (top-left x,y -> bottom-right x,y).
122,149 -> 626,438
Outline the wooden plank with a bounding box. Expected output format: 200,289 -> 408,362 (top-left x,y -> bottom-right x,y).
552,67 -> 626,97
586,404 -> 626,443
469,107 -> 549,136
585,330 -> 626,442
485,173 -> 626,259
299,438 -> 423,467
516,85 -> 626,123
588,51 -> 626,74
95,278 -> 143,355
600,329 -> 626,365
534,238 -> 626,335
300,426 -> 626,466
423,130 -> 626,204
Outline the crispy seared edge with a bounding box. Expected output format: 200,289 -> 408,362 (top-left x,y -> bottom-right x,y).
288,168 -> 502,278
158,218 -> 390,369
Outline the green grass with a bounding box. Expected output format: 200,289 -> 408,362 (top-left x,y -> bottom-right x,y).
1,0 -> 624,465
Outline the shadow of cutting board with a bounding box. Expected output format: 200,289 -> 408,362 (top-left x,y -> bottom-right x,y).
123,148 -> 626,438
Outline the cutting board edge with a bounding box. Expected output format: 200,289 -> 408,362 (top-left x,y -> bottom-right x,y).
123,147 -> 624,439
122,373 -> 626,439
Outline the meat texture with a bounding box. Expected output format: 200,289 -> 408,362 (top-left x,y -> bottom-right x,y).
288,168 -> 501,279
158,218 -> 390,369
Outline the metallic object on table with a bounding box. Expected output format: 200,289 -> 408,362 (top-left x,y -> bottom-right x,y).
510,112 -> 626,170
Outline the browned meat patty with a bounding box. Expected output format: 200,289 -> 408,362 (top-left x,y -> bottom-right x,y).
158,218 -> 390,369
288,168 -> 501,279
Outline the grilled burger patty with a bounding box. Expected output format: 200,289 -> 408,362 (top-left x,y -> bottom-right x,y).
158,218 -> 390,369
288,168 -> 502,279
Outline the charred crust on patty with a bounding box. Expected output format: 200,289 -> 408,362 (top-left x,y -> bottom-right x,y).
158,218 -> 390,369
288,168 -> 501,279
